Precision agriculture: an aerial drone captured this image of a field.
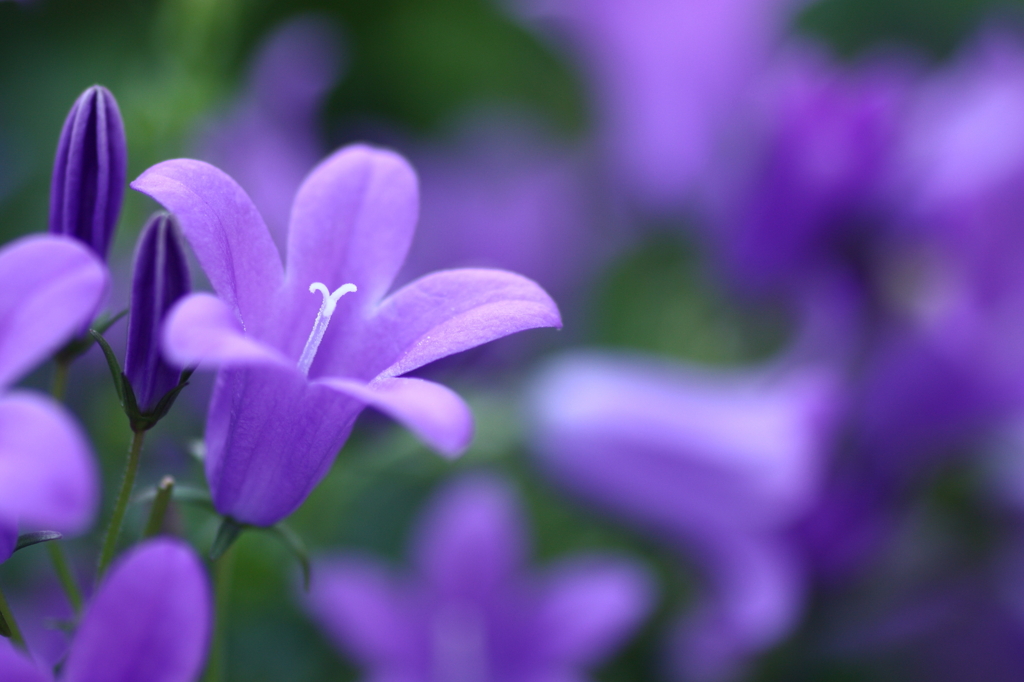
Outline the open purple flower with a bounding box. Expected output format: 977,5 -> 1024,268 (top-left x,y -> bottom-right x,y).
131,144 -> 561,526
529,352 -> 839,681
0,537 -> 211,682
306,474 -> 652,681
0,235 -> 107,562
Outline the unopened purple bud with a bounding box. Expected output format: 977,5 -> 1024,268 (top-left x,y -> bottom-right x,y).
125,213 -> 191,412
49,85 -> 127,260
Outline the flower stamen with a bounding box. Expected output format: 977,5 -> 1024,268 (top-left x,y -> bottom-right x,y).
298,281 -> 357,375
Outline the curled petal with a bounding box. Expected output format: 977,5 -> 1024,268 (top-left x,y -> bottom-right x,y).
326,268 -> 561,380
163,293 -> 290,370
61,538 -> 211,682
318,376 -> 473,457
131,159 -> 283,328
0,235 -> 108,389
0,391 -> 98,537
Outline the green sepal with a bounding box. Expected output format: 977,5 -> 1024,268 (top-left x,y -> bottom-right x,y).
89,327 -> 196,432
0,611 -> 10,638
55,309 -> 128,364
259,522 -> 312,591
14,531 -> 63,553
90,329 -> 125,405
210,517 -> 247,561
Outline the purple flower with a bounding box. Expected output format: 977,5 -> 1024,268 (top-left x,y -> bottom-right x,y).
130,144 -> 561,526
306,475 -> 652,681
529,352 -> 839,681
0,235 -> 107,562
0,537 -> 211,682
198,16 -> 343,248
515,0 -> 805,211
124,212 -> 191,413
701,43 -> 912,298
49,85 -> 127,261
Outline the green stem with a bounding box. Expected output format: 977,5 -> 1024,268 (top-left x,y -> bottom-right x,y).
0,583 -> 26,650
97,430 -> 146,581
47,542 -> 83,615
51,360 -> 70,402
203,547 -> 236,682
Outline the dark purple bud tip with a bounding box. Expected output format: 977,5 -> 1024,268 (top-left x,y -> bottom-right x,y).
125,212 -> 191,413
49,85 -> 127,261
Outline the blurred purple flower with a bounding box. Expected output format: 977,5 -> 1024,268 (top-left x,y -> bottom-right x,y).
702,43 -> 912,299
124,212 -> 191,413
0,538 -> 211,682
0,235 -> 106,562
854,30 -> 1024,475
306,474 -> 652,681
405,117 -> 595,306
49,85 -> 127,261
515,0 -> 805,211
198,16 -> 343,249
131,144 -> 561,527
529,352 -> 839,680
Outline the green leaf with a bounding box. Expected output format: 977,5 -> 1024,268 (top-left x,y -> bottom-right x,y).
14,531 -> 63,552
133,483 -> 215,513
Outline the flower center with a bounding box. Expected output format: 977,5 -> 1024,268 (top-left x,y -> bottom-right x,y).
297,281 -> 357,376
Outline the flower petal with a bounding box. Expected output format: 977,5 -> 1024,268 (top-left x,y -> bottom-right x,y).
205,365 -> 361,526
0,638 -> 52,682
61,538 -> 211,682
318,376 -> 473,457
0,391 -> 98,537
306,556 -> 417,666
325,268 -> 561,380
163,293 -> 291,370
410,476 -> 526,599
0,235 -> 108,389
286,144 -> 418,306
537,556 -> 653,666
130,159 -> 283,328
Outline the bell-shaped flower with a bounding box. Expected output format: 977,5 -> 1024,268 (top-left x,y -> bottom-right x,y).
131,144 -> 561,526
124,212 -> 191,413
0,235 -> 107,562
0,538 -> 211,682
306,475 -> 652,681
529,352 -> 839,681
49,85 -> 127,261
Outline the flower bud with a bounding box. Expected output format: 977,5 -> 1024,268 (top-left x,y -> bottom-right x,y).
49,85 -> 127,261
125,213 -> 190,413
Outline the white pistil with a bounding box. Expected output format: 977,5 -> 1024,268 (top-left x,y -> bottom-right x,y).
297,281 -> 357,376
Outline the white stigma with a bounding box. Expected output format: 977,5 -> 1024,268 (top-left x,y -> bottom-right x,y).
297,281 -> 357,376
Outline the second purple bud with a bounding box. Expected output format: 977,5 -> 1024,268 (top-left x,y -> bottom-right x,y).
125,212 -> 191,413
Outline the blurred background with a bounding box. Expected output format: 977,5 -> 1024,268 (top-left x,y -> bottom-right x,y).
6,0 -> 1024,680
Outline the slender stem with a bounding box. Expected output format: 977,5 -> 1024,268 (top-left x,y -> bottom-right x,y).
47,542 -> 83,615
51,360 -> 70,402
0,583 -> 26,650
97,430 -> 146,581
204,547 -> 236,682
144,476 -> 175,538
